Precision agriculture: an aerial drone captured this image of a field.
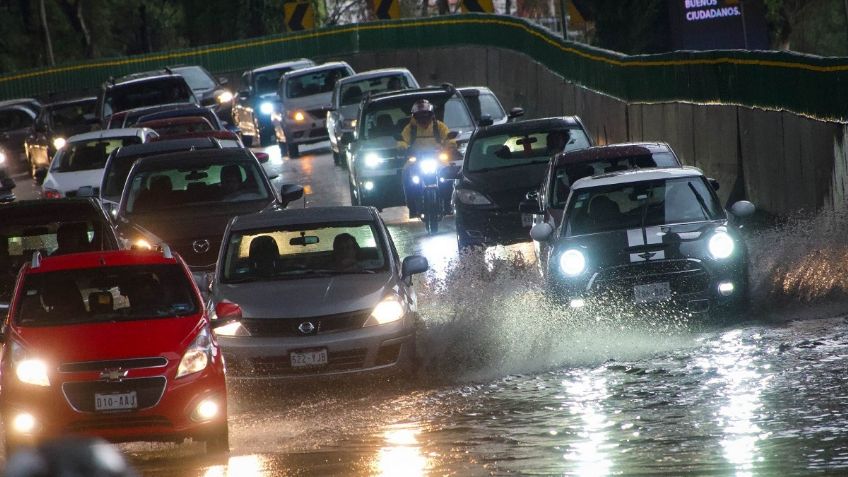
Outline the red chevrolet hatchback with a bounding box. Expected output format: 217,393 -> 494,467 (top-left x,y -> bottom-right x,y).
0,249 -> 227,455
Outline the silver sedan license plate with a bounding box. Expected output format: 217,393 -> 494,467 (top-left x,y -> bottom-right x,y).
290,348 -> 328,368
633,282 -> 671,303
95,391 -> 138,411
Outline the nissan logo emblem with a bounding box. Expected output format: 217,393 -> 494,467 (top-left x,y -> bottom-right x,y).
192,239 -> 210,254
298,322 -> 316,334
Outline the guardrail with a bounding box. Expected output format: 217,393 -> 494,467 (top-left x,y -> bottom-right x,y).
2,14 -> 847,122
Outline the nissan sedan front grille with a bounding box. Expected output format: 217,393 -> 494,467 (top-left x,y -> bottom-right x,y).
241,309 -> 371,337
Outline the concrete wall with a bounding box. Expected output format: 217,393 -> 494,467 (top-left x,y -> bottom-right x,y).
317,46 -> 847,215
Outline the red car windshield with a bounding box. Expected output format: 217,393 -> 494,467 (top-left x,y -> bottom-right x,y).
14,264 -> 198,326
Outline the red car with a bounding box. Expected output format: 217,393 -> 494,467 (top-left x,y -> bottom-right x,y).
0,249 -> 228,455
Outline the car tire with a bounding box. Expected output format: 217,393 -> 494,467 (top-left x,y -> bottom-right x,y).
204,423 -> 230,455
332,150 -> 341,166
288,143 -> 300,158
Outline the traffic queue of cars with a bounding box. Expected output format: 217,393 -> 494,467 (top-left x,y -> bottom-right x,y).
0,54 -> 758,456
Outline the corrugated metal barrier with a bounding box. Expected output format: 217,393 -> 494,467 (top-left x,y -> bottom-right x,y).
1,14 -> 846,122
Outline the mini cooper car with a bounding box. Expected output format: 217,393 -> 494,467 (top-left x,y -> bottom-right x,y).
530,168 -> 755,314
0,249 -> 228,454
209,206 -> 428,379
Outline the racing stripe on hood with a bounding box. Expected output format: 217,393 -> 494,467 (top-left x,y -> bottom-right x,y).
627,226 -> 666,262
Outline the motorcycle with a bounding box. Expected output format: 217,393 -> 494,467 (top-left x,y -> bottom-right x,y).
403,145 -> 459,234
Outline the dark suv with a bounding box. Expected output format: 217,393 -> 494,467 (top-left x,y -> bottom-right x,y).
96,73 -> 197,126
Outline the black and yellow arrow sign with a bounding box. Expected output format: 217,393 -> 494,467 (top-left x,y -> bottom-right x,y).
460,0 -> 493,13
374,0 -> 400,19
284,1 -> 315,31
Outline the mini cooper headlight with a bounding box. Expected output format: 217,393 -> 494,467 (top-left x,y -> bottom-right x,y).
365,296 -> 406,326
559,249 -> 587,277
176,327 -> 212,378
259,102 -> 274,115
708,231 -> 735,260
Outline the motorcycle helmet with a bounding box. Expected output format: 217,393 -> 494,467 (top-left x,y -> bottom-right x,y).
411,99 -> 434,117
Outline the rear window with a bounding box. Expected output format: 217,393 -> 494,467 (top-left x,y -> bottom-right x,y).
52,138 -> 140,172
285,68 -> 350,99
338,75 -> 410,106
463,92 -> 506,123
48,102 -> 95,129
14,264 -> 198,326
466,128 -> 591,173
105,79 -> 196,117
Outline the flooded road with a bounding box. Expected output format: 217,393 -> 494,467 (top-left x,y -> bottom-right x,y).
10,143 -> 848,476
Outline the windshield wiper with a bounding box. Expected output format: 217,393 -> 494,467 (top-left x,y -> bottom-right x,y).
687,183 -> 712,220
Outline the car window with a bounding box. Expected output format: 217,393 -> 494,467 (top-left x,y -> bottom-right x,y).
0,109 -> 33,131
52,138 -> 140,173
551,151 -> 679,208
466,128 -> 588,173
443,98 -> 474,130
49,102 -> 95,129
125,160 -> 270,213
564,177 -> 724,236
14,264 -> 198,326
285,67 -> 350,99
463,92 -> 506,123
222,222 -> 387,282
253,68 -> 291,95
140,118 -> 213,136
361,94 -> 472,140
339,75 -> 409,106
172,67 -> 216,91
105,79 -> 196,116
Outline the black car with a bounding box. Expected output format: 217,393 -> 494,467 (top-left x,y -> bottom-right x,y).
346,85 -> 476,210
115,149 -> 303,281
530,168 -> 755,314
452,117 -> 593,250
0,198 -> 121,315
0,99 -> 40,164
170,65 -> 233,117
96,73 -> 197,126
231,59 -> 315,147
99,136 -> 247,215
24,96 -> 96,178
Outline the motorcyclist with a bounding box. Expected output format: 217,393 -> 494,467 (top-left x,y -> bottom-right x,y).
398,99 -> 456,218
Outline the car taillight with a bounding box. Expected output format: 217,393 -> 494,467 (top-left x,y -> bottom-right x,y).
42,188 -> 62,199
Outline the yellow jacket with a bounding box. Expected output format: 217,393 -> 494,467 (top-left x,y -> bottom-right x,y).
397,118 -> 455,150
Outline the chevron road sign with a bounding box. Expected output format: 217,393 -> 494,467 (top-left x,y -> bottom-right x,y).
284,1 -> 315,31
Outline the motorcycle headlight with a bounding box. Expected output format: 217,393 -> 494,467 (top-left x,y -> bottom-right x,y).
11,342 -> 50,387
216,90 -> 234,104
455,188 -> 492,205
176,327 -> 212,378
213,321 -> 250,337
559,249 -> 586,277
259,102 -> 274,115
419,159 -> 438,175
364,296 -> 406,326
708,231 -> 735,260
364,152 -> 383,168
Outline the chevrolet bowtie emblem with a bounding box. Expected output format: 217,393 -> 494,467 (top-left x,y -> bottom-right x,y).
100,369 -> 129,382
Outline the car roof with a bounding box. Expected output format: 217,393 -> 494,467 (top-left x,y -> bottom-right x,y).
337,68 -> 411,85
554,142 -> 673,167
134,106 -> 215,124
68,128 -> 150,142
114,137 -> 238,158
365,86 -> 455,105
28,250 -> 179,274
44,97 -> 97,109
571,167 -> 704,190
251,59 -> 315,74
0,98 -> 40,109
457,86 -> 495,95
0,198 -> 105,223
138,116 -> 212,127
230,206 -> 377,231
110,72 -> 185,86
131,148 -> 253,170
473,117 -> 582,138
149,130 -> 239,143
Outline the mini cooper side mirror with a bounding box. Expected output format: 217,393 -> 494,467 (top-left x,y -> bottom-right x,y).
402,255 -> 429,280
730,200 -> 756,218
519,198 -> 541,215
530,222 -> 554,242
280,184 -> 304,207
708,178 -> 720,191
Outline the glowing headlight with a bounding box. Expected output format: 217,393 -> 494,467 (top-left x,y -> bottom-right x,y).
365,296 -> 405,326
455,188 -> 492,205
708,231 -> 735,260
192,399 -> 220,422
213,321 -> 249,337
0,151 -> 5,164
259,102 -> 274,115
12,413 -> 37,434
364,152 -> 382,168
419,159 -> 438,175
16,359 -> 50,387
132,238 -> 152,250
176,328 -> 211,378
292,111 -> 305,122
344,119 -> 357,128
216,90 -> 234,103
559,249 -> 586,277
438,152 -> 449,162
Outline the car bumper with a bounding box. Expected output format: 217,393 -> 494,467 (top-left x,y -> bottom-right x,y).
2,366 -> 227,445
456,206 -> 531,246
277,119 -> 329,146
217,319 -> 415,380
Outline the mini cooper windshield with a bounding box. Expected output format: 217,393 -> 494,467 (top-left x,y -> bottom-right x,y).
222,222 -> 387,283
15,264 -> 198,326
565,177 -> 724,236
466,128 -> 591,173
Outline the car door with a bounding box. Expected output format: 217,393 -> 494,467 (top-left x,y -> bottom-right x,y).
0,108 -> 35,157
233,72 -> 252,133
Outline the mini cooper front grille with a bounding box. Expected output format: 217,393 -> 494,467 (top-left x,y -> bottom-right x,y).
238,348 -> 368,376
64,416 -> 172,433
241,309 -> 371,337
590,259 -> 710,297
59,357 -> 168,373
62,376 -> 167,413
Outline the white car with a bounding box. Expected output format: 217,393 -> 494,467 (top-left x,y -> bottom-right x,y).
39,128 -> 157,199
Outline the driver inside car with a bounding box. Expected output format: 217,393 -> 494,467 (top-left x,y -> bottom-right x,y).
332,233 -> 361,271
